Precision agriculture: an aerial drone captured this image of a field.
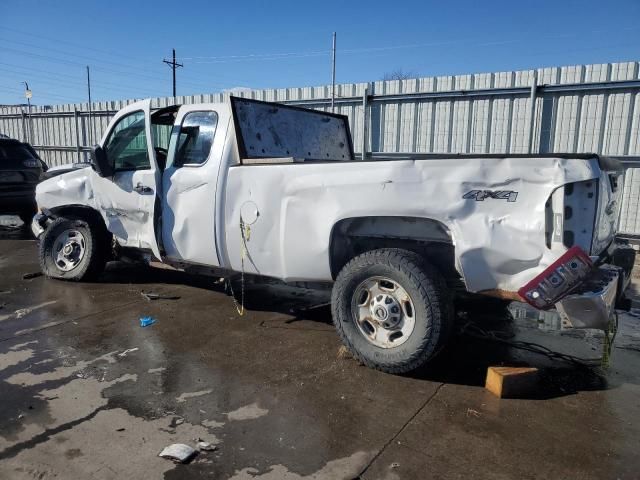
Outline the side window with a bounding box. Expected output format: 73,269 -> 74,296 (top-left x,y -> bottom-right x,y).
104,111 -> 150,171
173,111 -> 218,166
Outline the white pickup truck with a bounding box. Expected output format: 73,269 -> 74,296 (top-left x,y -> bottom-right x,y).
32,97 -> 634,373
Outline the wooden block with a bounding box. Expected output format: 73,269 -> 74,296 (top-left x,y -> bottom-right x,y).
485,366 -> 538,398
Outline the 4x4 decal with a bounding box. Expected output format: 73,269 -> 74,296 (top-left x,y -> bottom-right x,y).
463,190 -> 518,202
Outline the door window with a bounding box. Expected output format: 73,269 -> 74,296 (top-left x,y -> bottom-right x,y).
104,111 -> 150,171
172,111 -> 218,167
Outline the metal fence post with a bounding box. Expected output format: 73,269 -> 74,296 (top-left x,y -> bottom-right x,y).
527,70 -> 538,153
361,85 -> 368,160
73,108 -> 81,162
20,111 -> 26,142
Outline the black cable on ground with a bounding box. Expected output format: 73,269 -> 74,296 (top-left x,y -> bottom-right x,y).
459,321 -> 603,367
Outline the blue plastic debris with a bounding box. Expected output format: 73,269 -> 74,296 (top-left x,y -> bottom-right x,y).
140,316 -> 156,327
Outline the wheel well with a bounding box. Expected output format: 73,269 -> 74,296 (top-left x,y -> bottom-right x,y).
49,205 -> 109,236
329,216 -> 460,285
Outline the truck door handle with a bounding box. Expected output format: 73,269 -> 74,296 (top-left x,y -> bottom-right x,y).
134,183 -> 153,194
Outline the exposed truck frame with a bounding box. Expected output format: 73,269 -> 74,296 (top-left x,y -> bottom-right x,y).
31,97 -> 635,373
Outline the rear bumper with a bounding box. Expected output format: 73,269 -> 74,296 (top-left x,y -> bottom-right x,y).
556,265 -> 619,330
556,242 -> 635,330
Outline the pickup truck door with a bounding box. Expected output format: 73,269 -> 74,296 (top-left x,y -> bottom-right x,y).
161,105 -> 228,266
94,100 -> 161,260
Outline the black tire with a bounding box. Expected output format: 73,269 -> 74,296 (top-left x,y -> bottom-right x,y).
331,248 -> 453,374
39,217 -> 107,281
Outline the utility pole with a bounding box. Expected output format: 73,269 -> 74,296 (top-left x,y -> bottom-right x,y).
331,32 -> 336,113
86,66 -> 93,146
163,48 -> 183,99
21,81 -> 32,144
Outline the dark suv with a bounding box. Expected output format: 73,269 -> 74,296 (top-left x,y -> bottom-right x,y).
0,138 -> 47,224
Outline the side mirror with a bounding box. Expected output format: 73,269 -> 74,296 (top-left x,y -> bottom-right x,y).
90,145 -> 113,177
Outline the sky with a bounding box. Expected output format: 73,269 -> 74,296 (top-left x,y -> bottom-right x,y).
1,0 -> 639,106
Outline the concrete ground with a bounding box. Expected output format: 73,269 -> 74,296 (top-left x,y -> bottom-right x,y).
1,227 -> 640,479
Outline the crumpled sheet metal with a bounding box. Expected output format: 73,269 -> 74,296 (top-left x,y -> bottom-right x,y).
224,156 -> 601,293
35,167 -> 157,256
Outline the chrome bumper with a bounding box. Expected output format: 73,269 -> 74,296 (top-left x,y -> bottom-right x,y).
556,265 -> 619,330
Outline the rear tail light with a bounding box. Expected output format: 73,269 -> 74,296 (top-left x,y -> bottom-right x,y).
518,246 -> 593,309
22,159 -> 40,168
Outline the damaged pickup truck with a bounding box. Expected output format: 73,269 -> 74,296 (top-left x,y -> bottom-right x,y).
32,97 -> 635,373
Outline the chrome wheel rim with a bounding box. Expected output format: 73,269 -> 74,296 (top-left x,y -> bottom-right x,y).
351,276 -> 416,348
52,229 -> 86,272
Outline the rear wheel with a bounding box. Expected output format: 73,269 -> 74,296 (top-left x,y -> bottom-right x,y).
39,217 -> 107,281
331,248 -> 452,374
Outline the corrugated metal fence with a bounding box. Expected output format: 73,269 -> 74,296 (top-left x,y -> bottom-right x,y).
1,61 -> 639,234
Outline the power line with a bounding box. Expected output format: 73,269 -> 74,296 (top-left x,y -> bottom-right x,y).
0,46 -> 232,93
179,50 -> 329,61
0,26 -> 155,65
0,65 -> 160,97
0,85 -> 79,103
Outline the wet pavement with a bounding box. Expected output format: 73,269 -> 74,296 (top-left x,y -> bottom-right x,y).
1,226 -> 640,479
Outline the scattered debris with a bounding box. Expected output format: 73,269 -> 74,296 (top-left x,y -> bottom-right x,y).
337,345 -> 353,360
139,316 -> 156,327
141,291 -> 181,301
196,440 -> 218,452
202,419 -> 225,429
466,408 -> 481,418
158,444 -> 197,464
14,300 -> 57,319
118,348 -> 139,357
22,272 -> 43,280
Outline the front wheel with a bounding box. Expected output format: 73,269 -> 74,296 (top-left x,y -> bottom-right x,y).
39,217 -> 107,281
331,248 -> 452,374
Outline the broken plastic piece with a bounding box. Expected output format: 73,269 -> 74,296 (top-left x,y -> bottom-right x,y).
197,441 -> 217,451
139,316 -> 156,327
517,246 -> 593,310
22,272 -> 43,280
141,291 -> 181,301
158,444 -> 197,463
